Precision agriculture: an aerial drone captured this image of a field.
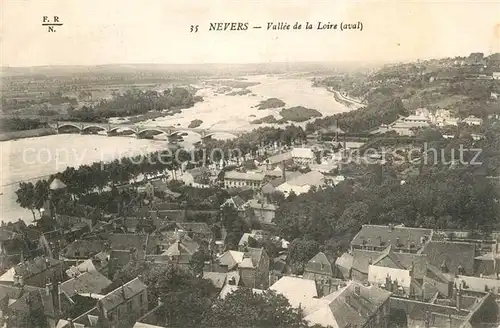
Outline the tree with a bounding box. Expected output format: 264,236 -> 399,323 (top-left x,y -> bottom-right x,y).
16,182 -> 36,221
287,239 -> 320,274
204,288 -> 312,328
189,248 -> 210,277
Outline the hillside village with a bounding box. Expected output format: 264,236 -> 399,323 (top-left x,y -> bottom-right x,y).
2,52 -> 500,328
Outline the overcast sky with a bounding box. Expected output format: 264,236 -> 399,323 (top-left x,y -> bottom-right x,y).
1,0 -> 499,67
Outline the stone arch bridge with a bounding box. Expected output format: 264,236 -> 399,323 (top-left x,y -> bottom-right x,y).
48,121 -> 242,139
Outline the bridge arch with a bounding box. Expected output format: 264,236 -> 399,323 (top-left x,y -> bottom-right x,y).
81,125 -> 108,132
57,123 -> 82,131
204,132 -> 238,140
136,128 -> 170,136
168,130 -> 203,138
108,126 -> 137,134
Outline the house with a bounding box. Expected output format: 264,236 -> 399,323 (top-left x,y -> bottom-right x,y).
390,292 -> 499,328
303,252 -> 336,281
261,171 -> 302,195
0,256 -> 65,288
160,238 -> 199,268
245,199 -> 278,225
221,195 -> 247,212
175,222 -> 214,241
60,239 -> 107,260
276,171 -> 325,196
389,120 -> 430,136
462,115 -> 483,126
96,277 -> 148,326
291,147 -> 316,165
59,271 -> 111,299
455,275 -> 500,296
238,232 -> 261,250
182,166 -> 213,187
350,224 -> 433,252
224,171 -> 266,190
2,285 -> 60,328
350,245 -> 428,284
335,252 -> 353,279
109,233 -> 159,255
202,271 -> 230,290
264,151 -> 293,168
304,280 -> 391,328
238,247 -> 270,289
420,241 -> 476,276
270,276 -> 323,314
217,250 -> 245,271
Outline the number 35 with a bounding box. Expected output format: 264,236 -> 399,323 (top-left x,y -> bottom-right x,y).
190,25 -> 199,33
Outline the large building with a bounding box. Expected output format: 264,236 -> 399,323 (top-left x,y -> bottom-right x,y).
224,171 -> 266,190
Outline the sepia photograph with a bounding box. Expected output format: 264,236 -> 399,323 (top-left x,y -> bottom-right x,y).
1,0 -> 500,327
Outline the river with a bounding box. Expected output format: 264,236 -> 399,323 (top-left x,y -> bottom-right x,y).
0,75 -> 355,223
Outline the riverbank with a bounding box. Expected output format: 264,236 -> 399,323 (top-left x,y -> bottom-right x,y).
0,128 -> 56,141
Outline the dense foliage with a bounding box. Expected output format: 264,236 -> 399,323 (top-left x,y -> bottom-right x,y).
66,88 -> 202,122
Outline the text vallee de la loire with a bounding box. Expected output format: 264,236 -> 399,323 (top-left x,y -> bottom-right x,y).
207,21 -> 363,31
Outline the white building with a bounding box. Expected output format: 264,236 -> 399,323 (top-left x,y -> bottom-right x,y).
224,171 -> 265,190
462,115 -> 483,126
276,171 -> 325,196
291,147 -> 316,165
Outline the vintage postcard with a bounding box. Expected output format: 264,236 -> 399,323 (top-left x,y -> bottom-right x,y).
1,0 -> 500,327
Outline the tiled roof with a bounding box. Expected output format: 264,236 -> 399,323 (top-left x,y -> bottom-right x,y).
305,252 -> 333,276
246,247 -> 264,267
133,323 -> 164,328
99,277 -> 147,311
291,148 -> 315,159
61,239 -> 107,258
163,240 -> 199,257
305,281 -> 390,328
352,248 -> 428,279
420,241 -> 476,276
203,271 -> 227,289
49,178 -> 67,190
9,288 -> 56,317
330,282 -> 390,328
224,171 -> 265,181
270,276 -> 322,314
218,250 -> 244,270
14,256 -> 62,278
335,253 -> 353,278
455,275 -> 500,294
60,271 -> 111,298
109,233 -> 157,253
351,224 -> 432,249
176,222 -> 212,235
285,171 -> 325,187
266,152 -> 292,165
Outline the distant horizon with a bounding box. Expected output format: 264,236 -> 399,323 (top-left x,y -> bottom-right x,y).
1,52 -> 494,70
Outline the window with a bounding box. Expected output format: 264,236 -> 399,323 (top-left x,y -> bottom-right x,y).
109,312 -> 114,321
139,293 -> 144,305
127,301 -> 132,312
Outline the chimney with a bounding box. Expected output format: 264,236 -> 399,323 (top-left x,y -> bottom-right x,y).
456,287 -> 462,311
45,283 -> 51,296
354,286 -> 361,296
345,295 -> 350,305
389,224 -> 394,231
158,297 -> 162,306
